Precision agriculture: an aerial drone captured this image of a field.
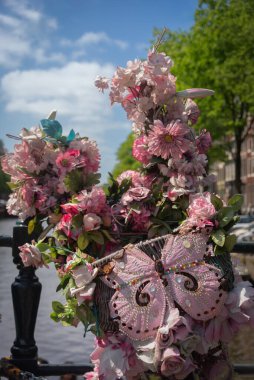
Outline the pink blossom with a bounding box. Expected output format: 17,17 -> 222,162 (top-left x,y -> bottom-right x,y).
61,203 -> 79,216
196,130 -> 212,154
117,170 -> 153,188
187,192 -> 216,223
6,191 -> 35,220
157,309 -> 192,351
174,153 -> 208,176
205,281 -> 254,343
83,213 -> 102,231
19,243 -> 46,268
94,75 -> 109,92
55,149 -> 80,173
84,370 -> 99,380
76,187 -> 107,214
57,214 -> 73,238
183,99 -> 200,125
132,135 -> 152,164
129,207 -> 151,231
20,181 -> 36,206
90,335 -> 138,380
70,264 -> 99,305
147,119 -> 190,159
147,49 -> 173,72
160,346 -> 195,379
121,187 -> 151,205
69,139 -> 100,173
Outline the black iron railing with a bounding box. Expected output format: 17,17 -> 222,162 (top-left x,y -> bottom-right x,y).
0,222 -> 254,378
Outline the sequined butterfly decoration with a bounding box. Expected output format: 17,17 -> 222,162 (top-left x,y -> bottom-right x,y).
94,231 -> 228,341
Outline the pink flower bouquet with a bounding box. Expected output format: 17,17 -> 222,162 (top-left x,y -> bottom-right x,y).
3,48 -> 254,380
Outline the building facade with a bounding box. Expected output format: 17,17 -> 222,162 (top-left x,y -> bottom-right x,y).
212,121 -> 254,213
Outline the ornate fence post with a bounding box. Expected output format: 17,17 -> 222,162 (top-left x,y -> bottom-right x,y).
11,221 -> 42,372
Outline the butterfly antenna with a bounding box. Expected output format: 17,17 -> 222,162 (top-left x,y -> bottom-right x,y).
153,27 -> 168,52
6,134 -> 22,141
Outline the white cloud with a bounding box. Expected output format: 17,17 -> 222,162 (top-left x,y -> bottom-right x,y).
1,61 -> 114,117
62,31 -> 128,51
0,27 -> 31,67
0,0 -> 59,68
77,32 -> 110,45
4,0 -> 42,23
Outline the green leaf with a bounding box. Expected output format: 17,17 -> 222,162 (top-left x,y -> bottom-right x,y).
211,194 -> 223,211
52,301 -> 65,313
28,218 -> 36,234
101,229 -> 117,243
7,181 -> 20,190
217,206 -> 235,227
228,194 -> 244,212
77,232 -> 89,250
72,214 -> 84,228
214,245 -> 226,255
89,231 -> 104,245
84,172 -> 101,187
50,311 -> 60,322
36,242 -> 51,252
56,275 -> 70,292
224,234 -> 237,252
211,229 -> 226,247
64,169 -> 85,193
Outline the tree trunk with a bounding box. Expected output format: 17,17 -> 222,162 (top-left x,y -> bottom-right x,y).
234,128 -> 242,194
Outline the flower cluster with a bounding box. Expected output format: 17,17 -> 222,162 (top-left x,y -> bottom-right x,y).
3,49 -> 254,380
1,115 -> 100,229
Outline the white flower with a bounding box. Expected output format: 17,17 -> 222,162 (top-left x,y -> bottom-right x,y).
70,264 -> 98,305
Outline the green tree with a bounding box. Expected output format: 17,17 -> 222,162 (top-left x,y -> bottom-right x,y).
155,0 -> 254,193
0,140 -> 10,197
111,133 -> 141,178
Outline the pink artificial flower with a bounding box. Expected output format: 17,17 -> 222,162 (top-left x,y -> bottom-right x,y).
83,213 -> 102,231
129,206 -> 151,231
94,75 -> 109,93
117,170 -> 153,188
21,181 -> 36,206
156,309 -> 192,352
70,264 -> 99,305
160,346 -> 195,379
57,214 -> 73,238
187,192 -> 216,226
83,370 -> 99,380
6,191 -> 36,220
147,119 -> 190,159
69,139 -> 100,173
19,243 -> 47,268
90,335 -> 137,380
147,49 -> 173,72
205,281 -> 254,343
196,130 -> 212,154
76,187 -> 107,214
132,135 -> 152,165
174,153 -> 207,176
184,99 -> 200,125
55,149 -> 80,173
121,187 -> 151,206
61,203 -> 79,216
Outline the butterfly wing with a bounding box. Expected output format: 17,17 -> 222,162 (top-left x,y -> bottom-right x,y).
101,245 -> 169,341
161,232 -> 228,321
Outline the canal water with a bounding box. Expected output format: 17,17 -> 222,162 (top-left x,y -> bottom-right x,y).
0,217 -> 94,366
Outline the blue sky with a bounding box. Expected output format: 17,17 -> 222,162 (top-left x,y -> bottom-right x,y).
0,0 -> 198,182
